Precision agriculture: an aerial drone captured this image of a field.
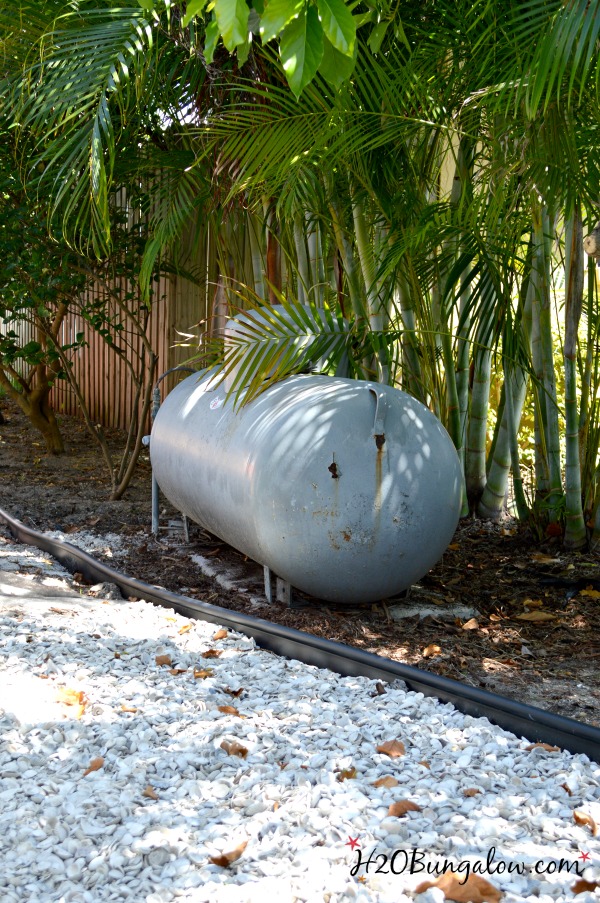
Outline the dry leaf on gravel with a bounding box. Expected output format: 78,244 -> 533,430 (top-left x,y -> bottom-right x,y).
178,624 -> 192,635
525,742 -> 560,752
220,740 -> 248,758
169,668 -> 188,675
423,644 -> 442,658
83,757 -> 104,777
336,767 -> 357,782
572,879 -> 599,894
203,649 -> 222,659
388,800 -> 422,817
514,611 -> 557,622
464,788 -> 481,797
574,811 -> 598,835
224,687 -> 244,697
121,704 -> 138,713
56,687 -> 87,719
213,629 -> 228,640
143,785 -> 159,800
193,668 -> 213,679
155,654 -> 172,667
209,840 -> 248,868
416,871 -> 502,902
377,739 -> 405,758
372,776 -> 399,788
218,705 -> 243,716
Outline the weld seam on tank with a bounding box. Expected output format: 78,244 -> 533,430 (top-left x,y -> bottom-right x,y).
1,505 -> 600,762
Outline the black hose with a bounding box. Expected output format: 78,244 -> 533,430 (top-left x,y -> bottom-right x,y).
2,504 -> 600,762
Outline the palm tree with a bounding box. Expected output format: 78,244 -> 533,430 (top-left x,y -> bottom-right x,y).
4,0 -> 600,543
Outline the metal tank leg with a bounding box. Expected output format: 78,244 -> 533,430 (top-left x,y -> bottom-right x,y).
276,577 -> 292,607
264,566 -> 273,603
151,472 -> 160,536
264,567 -> 293,607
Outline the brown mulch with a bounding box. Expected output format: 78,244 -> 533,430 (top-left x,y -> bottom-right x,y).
1,397 -> 600,727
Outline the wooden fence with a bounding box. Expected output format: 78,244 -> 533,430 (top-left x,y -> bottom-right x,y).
49,225 -> 220,432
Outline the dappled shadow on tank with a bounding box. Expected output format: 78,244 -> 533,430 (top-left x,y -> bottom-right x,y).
150,372 -> 462,604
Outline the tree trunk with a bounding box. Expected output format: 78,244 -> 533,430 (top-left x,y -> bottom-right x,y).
563,201 -> 587,549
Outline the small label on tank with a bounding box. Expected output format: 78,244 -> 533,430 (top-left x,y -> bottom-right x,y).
209,397 -> 224,410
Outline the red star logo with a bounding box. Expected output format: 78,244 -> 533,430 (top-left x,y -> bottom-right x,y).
346,836 -> 361,850
579,851 -> 591,862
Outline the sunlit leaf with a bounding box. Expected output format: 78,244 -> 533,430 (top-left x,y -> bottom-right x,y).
337,767 -> 356,781
194,667 -> 214,679
388,800 -> 422,817
372,776 -> 399,788
209,839 -> 248,867
574,810 -> 598,835
83,757 -> 105,776
416,871 -> 502,902
218,705 -> 243,716
377,739 -> 405,758
515,611 -> 557,622
220,739 -> 248,758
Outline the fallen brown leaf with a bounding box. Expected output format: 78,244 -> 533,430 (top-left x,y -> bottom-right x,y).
178,624 -> 193,634
560,783 -> 573,796
194,668 -> 214,679
224,687 -> 244,697
525,742 -> 560,752
155,654 -> 173,667
573,879 -> 599,894
169,668 -> 188,675
218,705 -> 243,716
83,757 -> 104,777
213,629 -> 228,640
377,739 -> 405,758
56,687 -> 87,719
579,587 -> 600,599
522,597 -> 543,609
388,800 -> 422,817
220,740 -> 248,758
337,767 -> 357,782
419,760 -> 431,769
464,788 -> 481,797
423,643 -> 442,658
515,610 -> 557,622
120,704 -> 138,713
203,649 -> 222,659
209,840 -> 248,868
462,618 -> 479,630
56,687 -> 86,706
143,785 -> 159,800
574,810 -> 598,835
372,776 -> 399,788
416,871 -> 502,902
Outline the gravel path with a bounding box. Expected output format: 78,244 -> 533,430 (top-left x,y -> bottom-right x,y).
1,531 -> 600,903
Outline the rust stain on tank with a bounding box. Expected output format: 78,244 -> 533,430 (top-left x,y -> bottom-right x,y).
342,529 -> 352,542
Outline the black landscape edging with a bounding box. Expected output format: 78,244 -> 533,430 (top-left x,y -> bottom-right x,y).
2,505 -> 600,762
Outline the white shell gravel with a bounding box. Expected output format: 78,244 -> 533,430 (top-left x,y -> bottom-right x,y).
1,531 -> 600,903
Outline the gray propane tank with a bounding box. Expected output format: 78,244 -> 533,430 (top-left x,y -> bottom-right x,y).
149,370 -> 462,604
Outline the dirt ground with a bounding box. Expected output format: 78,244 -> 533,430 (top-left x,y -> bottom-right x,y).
1,398 -> 600,728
